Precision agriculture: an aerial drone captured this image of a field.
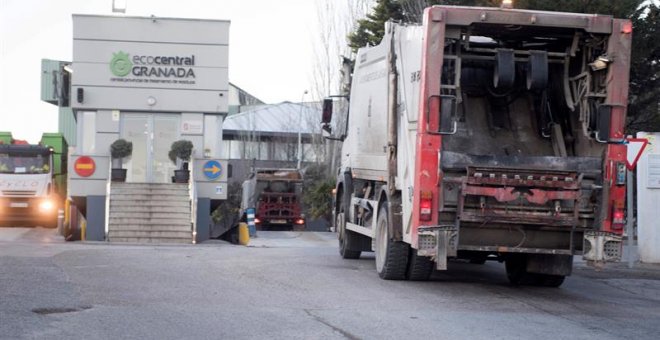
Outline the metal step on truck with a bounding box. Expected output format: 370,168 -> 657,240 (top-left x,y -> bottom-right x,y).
322,4 -> 632,286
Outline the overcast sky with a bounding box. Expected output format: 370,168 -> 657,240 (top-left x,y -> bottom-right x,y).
0,0 -> 344,142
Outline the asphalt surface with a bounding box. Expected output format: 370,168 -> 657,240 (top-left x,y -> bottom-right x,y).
1,227 -> 660,340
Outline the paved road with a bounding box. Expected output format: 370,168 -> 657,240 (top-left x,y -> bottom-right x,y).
2,227 -> 660,339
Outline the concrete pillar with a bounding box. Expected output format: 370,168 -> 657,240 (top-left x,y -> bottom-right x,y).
85,195 -> 106,241
196,197 -> 210,243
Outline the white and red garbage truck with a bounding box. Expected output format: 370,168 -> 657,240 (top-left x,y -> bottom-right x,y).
322,5 -> 632,286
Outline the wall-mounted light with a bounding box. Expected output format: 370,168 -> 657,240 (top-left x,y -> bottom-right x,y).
77,88 -> 84,103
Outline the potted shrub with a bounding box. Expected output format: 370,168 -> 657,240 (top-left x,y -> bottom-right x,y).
110,139 -> 132,182
169,140 -> 193,183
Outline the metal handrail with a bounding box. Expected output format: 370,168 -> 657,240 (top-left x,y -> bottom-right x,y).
189,154 -> 197,244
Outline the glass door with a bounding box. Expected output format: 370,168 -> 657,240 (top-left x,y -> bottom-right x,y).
152,116 -> 180,183
122,114 -> 149,183
121,113 -> 181,183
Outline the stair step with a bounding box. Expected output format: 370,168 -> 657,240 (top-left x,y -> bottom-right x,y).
108,230 -> 192,239
111,183 -> 189,189
110,200 -> 190,208
110,188 -> 189,195
109,218 -> 190,226
108,224 -> 192,232
108,237 -> 192,244
110,194 -> 190,202
108,205 -> 191,213
109,211 -> 191,219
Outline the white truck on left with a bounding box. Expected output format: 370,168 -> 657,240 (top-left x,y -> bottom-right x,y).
0,140 -> 59,227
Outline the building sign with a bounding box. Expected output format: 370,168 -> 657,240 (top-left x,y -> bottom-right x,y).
109,51 -> 197,85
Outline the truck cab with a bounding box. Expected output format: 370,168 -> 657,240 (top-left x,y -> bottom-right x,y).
0,143 -> 58,227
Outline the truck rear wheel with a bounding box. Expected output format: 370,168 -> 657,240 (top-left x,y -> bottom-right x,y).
375,205 -> 409,280
505,255 -> 566,287
537,274 -> 565,287
406,248 -> 434,281
505,255 -> 533,285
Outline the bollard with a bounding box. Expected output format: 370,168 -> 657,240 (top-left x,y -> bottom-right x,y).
246,208 -> 257,237
57,209 -> 65,236
238,222 -> 250,245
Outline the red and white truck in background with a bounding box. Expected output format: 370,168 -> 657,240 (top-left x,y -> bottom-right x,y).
322,5 -> 632,286
241,169 -> 305,230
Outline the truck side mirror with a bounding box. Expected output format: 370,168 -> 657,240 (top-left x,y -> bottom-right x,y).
436,95 -> 457,135
322,99 -> 333,124
595,105 -> 611,143
321,96 -> 349,141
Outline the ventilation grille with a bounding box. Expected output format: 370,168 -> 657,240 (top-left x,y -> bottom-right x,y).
2,190 -> 37,197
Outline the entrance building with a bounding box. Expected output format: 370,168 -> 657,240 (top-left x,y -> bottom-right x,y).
66,15 -> 230,242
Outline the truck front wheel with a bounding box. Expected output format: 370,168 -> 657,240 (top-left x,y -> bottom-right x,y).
337,210 -> 361,259
375,205 -> 409,280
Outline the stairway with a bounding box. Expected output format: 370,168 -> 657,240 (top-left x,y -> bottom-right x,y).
107,183 -> 193,244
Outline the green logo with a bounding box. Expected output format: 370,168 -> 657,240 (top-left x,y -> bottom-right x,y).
110,51 -> 132,77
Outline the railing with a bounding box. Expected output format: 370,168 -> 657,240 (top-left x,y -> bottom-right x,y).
189,155 -> 198,244
104,156 -> 112,241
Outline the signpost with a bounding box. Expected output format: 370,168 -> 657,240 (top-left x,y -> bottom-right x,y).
625,137 -> 649,268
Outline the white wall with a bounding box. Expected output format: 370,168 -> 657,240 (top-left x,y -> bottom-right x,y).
636,132 -> 660,263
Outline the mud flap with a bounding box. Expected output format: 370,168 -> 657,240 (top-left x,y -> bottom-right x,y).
526,254 -> 573,276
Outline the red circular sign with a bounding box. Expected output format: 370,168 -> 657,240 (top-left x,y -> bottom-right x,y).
74,156 -> 96,177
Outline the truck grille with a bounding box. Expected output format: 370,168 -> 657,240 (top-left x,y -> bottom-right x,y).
2,190 -> 37,197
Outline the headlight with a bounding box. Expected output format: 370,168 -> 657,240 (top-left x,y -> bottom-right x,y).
39,200 -> 54,212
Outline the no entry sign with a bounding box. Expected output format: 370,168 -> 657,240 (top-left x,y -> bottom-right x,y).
74,156 -> 96,177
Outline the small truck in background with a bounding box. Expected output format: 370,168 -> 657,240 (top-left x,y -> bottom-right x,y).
241,169 -> 305,230
0,133 -> 68,227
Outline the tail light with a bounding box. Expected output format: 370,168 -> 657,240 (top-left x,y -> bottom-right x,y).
294,218 -> 305,225
420,191 -> 433,222
612,208 -> 625,229
254,218 -> 261,224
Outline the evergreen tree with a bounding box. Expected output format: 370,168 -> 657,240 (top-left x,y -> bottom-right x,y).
348,0 -> 405,52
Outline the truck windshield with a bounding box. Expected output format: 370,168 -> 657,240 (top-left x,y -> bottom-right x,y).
0,153 -> 50,174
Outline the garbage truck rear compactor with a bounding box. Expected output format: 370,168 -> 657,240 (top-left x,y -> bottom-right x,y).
322,6 -> 632,286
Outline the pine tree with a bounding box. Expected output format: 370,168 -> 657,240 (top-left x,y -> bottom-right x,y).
347,0 -> 405,52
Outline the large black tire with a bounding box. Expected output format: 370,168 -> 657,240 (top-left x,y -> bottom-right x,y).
406,248 -> 434,281
336,191 -> 361,259
537,274 -> 566,288
375,205 -> 409,280
506,255 -> 566,287
505,255 -> 532,285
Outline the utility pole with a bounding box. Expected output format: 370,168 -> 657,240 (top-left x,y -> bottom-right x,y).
297,90 -> 308,169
